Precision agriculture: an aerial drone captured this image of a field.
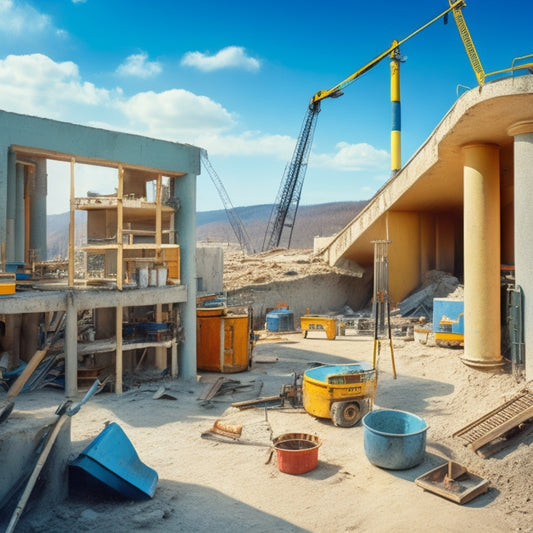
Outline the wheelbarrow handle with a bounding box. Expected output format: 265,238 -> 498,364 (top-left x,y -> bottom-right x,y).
67,379 -> 101,416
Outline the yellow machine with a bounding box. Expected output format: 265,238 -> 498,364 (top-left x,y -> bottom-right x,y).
302,363 -> 377,427
300,315 -> 337,340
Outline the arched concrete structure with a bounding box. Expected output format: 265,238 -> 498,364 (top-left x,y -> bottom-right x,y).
318,75 -> 533,379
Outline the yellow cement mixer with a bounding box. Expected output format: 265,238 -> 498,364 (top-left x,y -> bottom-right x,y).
302,363 -> 377,427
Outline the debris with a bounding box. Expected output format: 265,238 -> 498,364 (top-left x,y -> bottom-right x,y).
152,385 -> 177,400
197,378 -> 263,406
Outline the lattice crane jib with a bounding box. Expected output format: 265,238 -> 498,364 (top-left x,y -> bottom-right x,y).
201,151 -> 255,254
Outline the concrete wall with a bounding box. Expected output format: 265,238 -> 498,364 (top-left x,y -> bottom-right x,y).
0,415 -> 70,527
227,271 -> 373,330
196,246 -> 224,294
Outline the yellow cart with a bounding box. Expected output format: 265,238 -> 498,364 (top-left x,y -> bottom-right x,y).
300,315 -> 337,340
302,363 -> 377,427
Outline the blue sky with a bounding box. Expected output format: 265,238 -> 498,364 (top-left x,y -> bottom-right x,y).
0,0 -> 532,214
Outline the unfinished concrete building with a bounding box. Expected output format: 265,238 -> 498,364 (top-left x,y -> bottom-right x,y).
0,109 -> 201,396
318,75 -> 533,381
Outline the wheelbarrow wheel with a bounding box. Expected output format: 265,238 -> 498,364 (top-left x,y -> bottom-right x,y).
330,401 -> 361,428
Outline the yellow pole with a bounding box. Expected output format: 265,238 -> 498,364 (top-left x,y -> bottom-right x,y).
390,43 -> 401,176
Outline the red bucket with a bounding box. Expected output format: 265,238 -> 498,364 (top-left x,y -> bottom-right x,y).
273,433 -> 321,475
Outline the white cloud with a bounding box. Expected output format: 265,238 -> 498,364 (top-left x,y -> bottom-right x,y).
195,131 -> 293,158
0,54 -> 112,118
0,53 -> 385,177
116,52 -> 162,78
0,0 -> 60,37
181,46 -> 260,72
311,141 -> 389,172
119,88 -> 236,139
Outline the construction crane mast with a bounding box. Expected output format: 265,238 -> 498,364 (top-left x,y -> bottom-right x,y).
262,103 -> 320,251
262,0 -> 484,252
201,150 -> 255,254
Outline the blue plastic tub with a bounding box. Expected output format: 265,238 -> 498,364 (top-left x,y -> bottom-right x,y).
266,309 -> 294,332
362,409 -> 427,470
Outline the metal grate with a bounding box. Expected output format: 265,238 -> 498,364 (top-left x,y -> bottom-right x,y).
453,389 -> 533,451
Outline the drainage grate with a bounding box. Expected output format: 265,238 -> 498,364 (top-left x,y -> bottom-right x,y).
453,389 -> 533,451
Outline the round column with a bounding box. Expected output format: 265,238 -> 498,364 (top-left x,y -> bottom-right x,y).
461,143 -> 503,368
508,120 -> 533,381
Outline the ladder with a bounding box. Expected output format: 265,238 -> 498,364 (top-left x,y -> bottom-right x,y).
453,389 -> 533,451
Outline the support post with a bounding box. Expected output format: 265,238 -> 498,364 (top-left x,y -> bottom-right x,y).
508,120 -> 533,381
461,143 -> 503,368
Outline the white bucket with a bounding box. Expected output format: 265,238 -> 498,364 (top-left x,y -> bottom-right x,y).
137,267 -> 149,288
149,269 -> 157,286
157,268 -> 168,286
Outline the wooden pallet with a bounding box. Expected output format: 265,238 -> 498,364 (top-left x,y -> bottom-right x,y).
453,389 -> 533,451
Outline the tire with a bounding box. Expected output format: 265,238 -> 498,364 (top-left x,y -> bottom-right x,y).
330,401 -> 362,428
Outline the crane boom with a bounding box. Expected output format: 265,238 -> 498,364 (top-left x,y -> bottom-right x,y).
263,0 -> 484,252
201,151 -> 255,254
450,1 -> 485,85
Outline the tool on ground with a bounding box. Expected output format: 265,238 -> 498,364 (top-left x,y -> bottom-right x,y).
231,373 -> 302,410
0,312 -> 67,424
415,460 -> 489,504
5,379 -> 101,533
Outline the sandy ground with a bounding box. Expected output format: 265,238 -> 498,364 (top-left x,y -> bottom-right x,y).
10,329 -> 533,533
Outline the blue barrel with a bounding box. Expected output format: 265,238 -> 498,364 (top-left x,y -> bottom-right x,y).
362,409 -> 427,470
266,309 -> 294,332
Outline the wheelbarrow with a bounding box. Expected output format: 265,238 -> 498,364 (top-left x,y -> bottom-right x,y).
302,363 -> 377,427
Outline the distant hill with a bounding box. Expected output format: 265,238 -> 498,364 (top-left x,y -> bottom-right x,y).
46,201 -> 368,259
196,201 -> 368,251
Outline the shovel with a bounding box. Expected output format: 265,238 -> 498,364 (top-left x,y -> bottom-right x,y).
5,378 -> 101,533
0,312 -> 66,424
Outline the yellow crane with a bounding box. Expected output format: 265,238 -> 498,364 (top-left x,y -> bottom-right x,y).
263,0 -> 533,251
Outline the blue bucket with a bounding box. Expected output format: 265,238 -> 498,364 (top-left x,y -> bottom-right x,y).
362,409 -> 427,470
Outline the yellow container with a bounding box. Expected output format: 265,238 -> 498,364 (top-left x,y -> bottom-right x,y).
303,363 -> 377,427
300,315 -> 337,340
0,274 -> 16,295
197,307 -> 252,373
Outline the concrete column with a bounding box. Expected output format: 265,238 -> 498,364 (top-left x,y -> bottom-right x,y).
5,149 -> 16,261
65,291 -> 78,398
29,158 -> 47,262
508,120 -> 533,381
461,143 -> 503,368
15,163 -> 25,262
173,173 -> 197,381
